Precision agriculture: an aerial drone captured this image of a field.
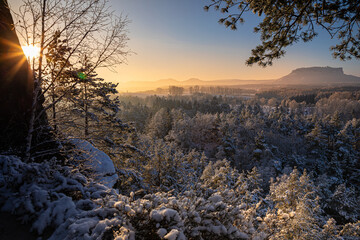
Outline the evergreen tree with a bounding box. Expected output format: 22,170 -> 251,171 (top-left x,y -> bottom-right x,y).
265,169 -> 323,239
68,57 -> 122,143
146,108 -> 172,139
205,0 -> 360,66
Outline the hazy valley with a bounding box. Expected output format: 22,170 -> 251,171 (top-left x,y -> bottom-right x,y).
119,66 -> 360,93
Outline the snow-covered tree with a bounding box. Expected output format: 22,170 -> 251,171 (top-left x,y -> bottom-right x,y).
264,169 -> 324,239
147,108 -> 172,139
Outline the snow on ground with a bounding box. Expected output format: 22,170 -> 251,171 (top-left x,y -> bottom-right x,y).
0,154 -> 134,239
0,154 -> 254,239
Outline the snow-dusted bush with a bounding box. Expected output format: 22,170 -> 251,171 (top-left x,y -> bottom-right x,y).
0,154 -> 258,239
124,189 -> 252,240
259,169 -> 324,239
1,151 -> 358,239
339,220 -> 360,239
0,155 -> 134,239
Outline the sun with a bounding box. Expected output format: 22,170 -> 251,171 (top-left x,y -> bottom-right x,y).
21,45 -> 40,59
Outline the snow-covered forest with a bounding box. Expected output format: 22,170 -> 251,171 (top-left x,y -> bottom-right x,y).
2,86 -> 360,239
1,0 -> 360,239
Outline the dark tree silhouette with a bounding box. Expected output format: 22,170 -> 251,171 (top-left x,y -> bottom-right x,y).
0,0 -> 54,159
205,0 -> 360,66
0,0 -> 33,150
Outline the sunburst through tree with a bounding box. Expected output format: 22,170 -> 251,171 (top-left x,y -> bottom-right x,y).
21,45 -> 40,60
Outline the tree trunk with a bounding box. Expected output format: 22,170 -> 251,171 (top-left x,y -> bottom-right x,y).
84,83 -> 89,137
52,76 -> 57,131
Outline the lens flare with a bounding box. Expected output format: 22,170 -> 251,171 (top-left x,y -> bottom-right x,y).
77,72 -> 87,80
21,45 -> 40,59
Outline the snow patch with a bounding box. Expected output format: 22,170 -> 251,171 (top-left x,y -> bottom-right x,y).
164,229 -> 186,240
150,208 -> 180,222
157,228 -> 167,238
209,194 -> 222,203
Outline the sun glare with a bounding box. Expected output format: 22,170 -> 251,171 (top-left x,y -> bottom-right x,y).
21,45 -> 40,59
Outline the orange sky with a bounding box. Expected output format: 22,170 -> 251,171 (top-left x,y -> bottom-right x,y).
96,0 -> 360,83
10,0 -> 360,84
98,37 -> 360,83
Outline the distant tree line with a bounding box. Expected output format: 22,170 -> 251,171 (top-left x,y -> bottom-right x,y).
166,85 -> 254,96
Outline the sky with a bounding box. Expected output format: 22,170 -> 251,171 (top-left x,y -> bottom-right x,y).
9,0 -> 360,83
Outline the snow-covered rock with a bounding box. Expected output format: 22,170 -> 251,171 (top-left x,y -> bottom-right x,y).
157,228 -> 167,238
164,229 -> 186,240
69,139 -> 118,188
150,208 -> 181,222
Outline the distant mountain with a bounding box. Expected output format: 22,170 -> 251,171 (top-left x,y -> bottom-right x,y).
276,67 -> 360,85
118,67 -> 360,92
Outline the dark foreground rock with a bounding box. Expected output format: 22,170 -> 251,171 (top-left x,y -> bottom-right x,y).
0,0 -> 33,150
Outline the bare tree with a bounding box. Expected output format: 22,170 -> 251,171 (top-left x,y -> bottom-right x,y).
169,86 -> 185,96
12,0 -> 130,160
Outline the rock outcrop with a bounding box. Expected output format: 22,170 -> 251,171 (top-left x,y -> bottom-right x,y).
277,66 -> 360,85
0,0 -> 33,150
0,0 -> 57,159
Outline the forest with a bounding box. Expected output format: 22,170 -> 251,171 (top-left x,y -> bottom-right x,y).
1,0 -> 360,239
2,84 -> 360,239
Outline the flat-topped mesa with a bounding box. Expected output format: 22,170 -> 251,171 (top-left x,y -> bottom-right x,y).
277,66 -> 360,85
291,66 -> 344,75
